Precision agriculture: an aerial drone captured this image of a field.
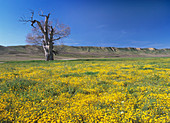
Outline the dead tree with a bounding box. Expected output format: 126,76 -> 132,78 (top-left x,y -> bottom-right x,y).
20,10 -> 70,61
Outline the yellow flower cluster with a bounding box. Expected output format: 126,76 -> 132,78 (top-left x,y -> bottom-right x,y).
0,58 -> 169,122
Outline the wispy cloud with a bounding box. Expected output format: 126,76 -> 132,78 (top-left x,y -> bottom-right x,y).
62,38 -> 84,46
125,40 -> 170,48
128,40 -> 151,45
95,42 -> 118,47
96,24 -> 108,29
121,30 -> 127,34
146,43 -> 170,49
64,42 -> 80,45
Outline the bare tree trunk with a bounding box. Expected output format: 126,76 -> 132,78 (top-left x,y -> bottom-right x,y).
49,26 -> 54,60
42,14 -> 54,61
43,41 -> 49,61
49,41 -> 54,60
42,41 -> 54,61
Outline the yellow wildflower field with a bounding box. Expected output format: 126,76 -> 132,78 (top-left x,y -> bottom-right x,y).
0,58 -> 169,122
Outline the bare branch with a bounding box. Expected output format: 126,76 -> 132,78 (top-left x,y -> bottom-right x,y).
26,33 -> 42,45
39,10 -> 46,17
31,20 -> 36,28
19,17 -> 31,23
28,18 -> 45,34
20,9 -> 35,22
39,10 -> 50,18
30,11 -> 34,21
52,36 -> 66,41
36,21 -> 45,34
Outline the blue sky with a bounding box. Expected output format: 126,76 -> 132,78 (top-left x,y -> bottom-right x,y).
0,0 -> 170,48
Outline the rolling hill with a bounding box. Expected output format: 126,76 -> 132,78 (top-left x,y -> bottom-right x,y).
0,45 -> 170,61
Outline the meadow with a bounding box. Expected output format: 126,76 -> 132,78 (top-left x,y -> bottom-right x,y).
0,58 -> 169,122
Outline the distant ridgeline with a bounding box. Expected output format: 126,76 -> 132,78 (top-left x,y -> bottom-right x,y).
0,45 -> 170,58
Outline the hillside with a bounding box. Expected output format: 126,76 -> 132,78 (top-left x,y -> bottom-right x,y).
0,45 -> 170,61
